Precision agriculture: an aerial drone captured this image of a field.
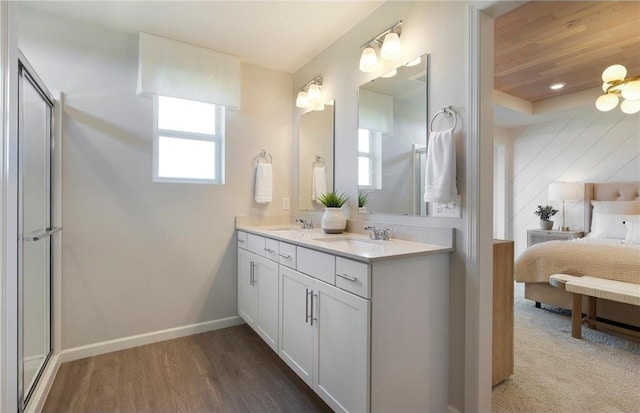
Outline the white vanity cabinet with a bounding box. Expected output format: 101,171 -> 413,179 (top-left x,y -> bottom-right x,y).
237,233 -> 279,352
279,266 -> 369,413
237,228 -> 450,413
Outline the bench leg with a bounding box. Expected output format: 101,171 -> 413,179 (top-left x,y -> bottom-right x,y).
587,296 -> 597,329
572,293 -> 583,339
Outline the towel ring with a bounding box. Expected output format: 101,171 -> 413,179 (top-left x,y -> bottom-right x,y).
255,150 -> 273,165
429,106 -> 457,132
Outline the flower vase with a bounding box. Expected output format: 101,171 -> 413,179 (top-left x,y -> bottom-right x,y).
321,207 -> 347,234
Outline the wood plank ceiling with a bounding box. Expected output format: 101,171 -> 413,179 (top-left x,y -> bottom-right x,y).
494,1 -> 640,102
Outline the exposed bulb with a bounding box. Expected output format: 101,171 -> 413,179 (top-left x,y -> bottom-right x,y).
359,46 -> 378,72
601,64 -> 627,83
595,93 -> 619,111
380,32 -> 401,60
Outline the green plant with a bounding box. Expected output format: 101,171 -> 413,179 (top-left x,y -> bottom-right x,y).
317,191 -> 350,208
358,190 -> 368,208
534,205 -> 558,221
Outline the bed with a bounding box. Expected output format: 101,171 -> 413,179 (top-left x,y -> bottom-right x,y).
515,182 -> 640,328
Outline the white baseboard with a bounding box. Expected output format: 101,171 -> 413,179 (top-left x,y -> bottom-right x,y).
60,315 -> 244,363
25,352 -> 60,413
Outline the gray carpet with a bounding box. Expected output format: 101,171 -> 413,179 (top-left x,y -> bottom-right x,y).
492,283 -> 640,413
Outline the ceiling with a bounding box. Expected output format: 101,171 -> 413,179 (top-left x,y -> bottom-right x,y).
21,1 -> 384,74
494,1 -> 640,103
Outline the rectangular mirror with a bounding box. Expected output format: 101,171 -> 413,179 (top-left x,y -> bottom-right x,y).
357,54 -> 428,216
298,102 -> 335,211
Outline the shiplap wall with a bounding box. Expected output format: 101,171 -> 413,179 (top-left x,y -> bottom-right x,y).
510,106 -> 640,256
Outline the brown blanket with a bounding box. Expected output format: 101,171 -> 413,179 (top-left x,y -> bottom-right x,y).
515,240 -> 640,284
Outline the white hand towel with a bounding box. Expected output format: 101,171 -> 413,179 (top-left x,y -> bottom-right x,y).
424,128 -> 458,203
255,163 -> 273,204
311,165 -> 327,201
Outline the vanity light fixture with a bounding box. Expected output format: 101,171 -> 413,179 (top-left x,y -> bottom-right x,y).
596,64 -> 640,114
358,21 -> 403,73
295,76 -> 323,109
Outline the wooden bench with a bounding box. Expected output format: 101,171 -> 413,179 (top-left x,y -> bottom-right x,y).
549,274 -> 640,339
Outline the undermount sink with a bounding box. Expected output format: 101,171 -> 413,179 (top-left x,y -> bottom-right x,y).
312,237 -> 382,251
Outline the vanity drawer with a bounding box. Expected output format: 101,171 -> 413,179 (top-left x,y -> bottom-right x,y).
296,246 -> 335,285
237,231 -> 248,249
264,238 -> 279,261
247,234 -> 266,256
335,257 -> 370,299
278,242 -> 297,269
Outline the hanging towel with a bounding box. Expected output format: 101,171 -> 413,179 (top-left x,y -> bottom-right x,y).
311,165 -> 327,201
424,128 -> 458,203
255,163 -> 273,204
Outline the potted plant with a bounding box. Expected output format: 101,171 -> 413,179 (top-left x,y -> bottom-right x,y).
317,191 -> 350,234
534,205 -> 558,230
358,190 -> 369,213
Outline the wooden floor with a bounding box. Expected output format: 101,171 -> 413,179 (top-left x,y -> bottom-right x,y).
43,324 -> 332,413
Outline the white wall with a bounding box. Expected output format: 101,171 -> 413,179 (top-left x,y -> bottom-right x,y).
292,2 -> 471,410
507,105 -> 640,256
18,8 -> 293,349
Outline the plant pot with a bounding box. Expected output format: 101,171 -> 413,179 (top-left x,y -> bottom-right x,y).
321,207 -> 347,234
540,220 -> 553,230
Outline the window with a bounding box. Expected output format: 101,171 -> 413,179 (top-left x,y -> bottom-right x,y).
153,96 -> 225,184
357,128 -> 382,189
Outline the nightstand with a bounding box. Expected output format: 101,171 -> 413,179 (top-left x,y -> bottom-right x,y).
527,229 -> 584,247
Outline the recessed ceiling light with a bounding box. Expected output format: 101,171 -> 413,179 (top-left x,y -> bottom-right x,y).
549,83 -> 566,90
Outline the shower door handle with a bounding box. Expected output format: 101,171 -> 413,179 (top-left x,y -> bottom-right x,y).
23,227 -> 62,242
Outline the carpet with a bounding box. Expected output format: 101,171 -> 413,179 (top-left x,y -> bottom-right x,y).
492,283 -> 640,413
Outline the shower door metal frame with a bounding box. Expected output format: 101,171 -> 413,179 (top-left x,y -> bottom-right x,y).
16,53 -> 55,412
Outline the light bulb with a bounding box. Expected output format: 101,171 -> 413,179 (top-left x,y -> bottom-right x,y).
602,64 -> 627,83
620,99 -> 640,114
307,83 -> 322,101
621,80 -> 640,101
296,91 -> 309,108
380,69 -> 397,78
380,32 -> 401,60
595,94 -> 619,111
359,46 -> 378,72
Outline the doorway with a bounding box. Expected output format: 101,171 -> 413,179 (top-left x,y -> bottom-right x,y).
17,55 -> 57,411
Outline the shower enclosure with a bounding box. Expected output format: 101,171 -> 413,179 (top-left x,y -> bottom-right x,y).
17,55 -> 57,411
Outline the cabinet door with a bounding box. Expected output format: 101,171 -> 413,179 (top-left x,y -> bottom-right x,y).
279,266 -> 314,386
255,255 -> 279,352
314,281 -> 370,413
238,248 -> 257,328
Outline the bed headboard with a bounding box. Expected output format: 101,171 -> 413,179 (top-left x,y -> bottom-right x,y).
584,182 -> 640,233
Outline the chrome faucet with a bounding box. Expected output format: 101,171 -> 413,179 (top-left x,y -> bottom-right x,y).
296,218 -> 314,230
364,225 -> 391,240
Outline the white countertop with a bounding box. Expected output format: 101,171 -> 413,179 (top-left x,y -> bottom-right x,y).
236,224 -> 453,263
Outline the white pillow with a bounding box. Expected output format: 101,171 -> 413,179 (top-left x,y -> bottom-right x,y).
589,212 -> 631,239
591,200 -> 640,214
624,216 -> 640,243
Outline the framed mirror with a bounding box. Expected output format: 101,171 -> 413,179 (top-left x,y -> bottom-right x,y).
357,54 -> 428,216
298,102 -> 335,211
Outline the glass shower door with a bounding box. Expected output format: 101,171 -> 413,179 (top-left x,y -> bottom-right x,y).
18,60 -> 55,409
